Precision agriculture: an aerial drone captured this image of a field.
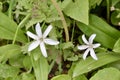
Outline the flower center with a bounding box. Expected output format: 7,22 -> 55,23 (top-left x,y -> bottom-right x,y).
88,44 -> 93,48
39,37 -> 44,41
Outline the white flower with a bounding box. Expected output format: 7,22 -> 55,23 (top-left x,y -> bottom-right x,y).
77,34 -> 100,60
110,6 -> 115,11
26,23 -> 59,57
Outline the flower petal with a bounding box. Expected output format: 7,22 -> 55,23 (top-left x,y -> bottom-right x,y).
28,41 -> 40,51
27,31 -> 38,40
40,42 -> 47,57
35,23 -> 42,37
89,34 -> 96,44
43,25 -> 52,38
83,48 -> 90,60
77,45 -> 89,50
82,34 -> 89,44
44,38 -> 59,45
90,48 -> 98,60
93,43 -> 101,48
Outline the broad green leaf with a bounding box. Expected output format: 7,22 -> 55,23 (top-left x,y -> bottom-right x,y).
77,14 -> 120,49
31,51 -> 49,80
0,64 -> 19,78
51,74 -> 71,80
0,12 -> 27,43
63,0 -> 89,25
90,67 -> 120,80
113,38 -> 120,53
73,52 -> 120,77
0,44 -> 21,62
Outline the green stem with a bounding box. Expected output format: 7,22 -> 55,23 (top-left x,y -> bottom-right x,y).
8,0 -> 14,19
51,0 -> 69,42
71,20 -> 75,42
106,0 -> 110,22
12,13 -> 31,44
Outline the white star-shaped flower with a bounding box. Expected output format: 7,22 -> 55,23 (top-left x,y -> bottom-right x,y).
26,23 -> 59,57
77,34 -> 100,60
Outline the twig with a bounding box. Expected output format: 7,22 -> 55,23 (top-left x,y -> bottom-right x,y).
51,0 -> 69,42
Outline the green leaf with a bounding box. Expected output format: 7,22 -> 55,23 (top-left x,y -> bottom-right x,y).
23,56 -> 32,70
9,53 -> 24,68
0,12 -> 27,43
89,0 -> 102,8
73,52 -> 120,77
108,61 -> 120,70
0,44 -> 21,62
63,0 -> 89,25
60,42 -> 74,49
0,64 -> 19,78
73,75 -> 87,80
111,11 -> 120,26
31,51 -> 49,80
111,0 -> 120,6
22,73 -> 35,80
113,38 -> 120,53
90,67 -> 120,80
51,74 -> 71,80
77,14 -> 120,49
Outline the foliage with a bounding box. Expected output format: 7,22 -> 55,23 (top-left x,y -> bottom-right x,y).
0,0 -> 120,80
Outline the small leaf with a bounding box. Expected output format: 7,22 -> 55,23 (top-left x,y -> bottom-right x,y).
111,11 -> 120,26
23,56 -> 32,69
73,52 -> 120,77
63,0 -> 89,25
90,67 -> 120,80
113,38 -> 120,53
0,64 -> 19,78
22,73 -> 35,80
51,74 -> 71,80
60,42 -> 74,49
73,75 -> 87,80
89,0 -> 102,8
0,44 -> 21,62
9,53 -> 25,68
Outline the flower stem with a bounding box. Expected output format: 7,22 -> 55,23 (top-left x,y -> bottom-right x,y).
51,0 -> 69,42
12,13 -> 31,44
106,0 -> 110,23
8,0 -> 14,19
71,20 -> 75,42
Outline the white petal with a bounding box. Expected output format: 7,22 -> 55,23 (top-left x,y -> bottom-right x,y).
77,45 -> 89,50
43,25 -> 52,38
89,34 -> 96,44
83,48 -> 90,60
35,23 -> 42,37
27,31 -> 38,40
40,42 -> 47,57
28,41 -> 40,51
44,38 -> 59,45
93,43 -> 101,48
90,48 -> 98,60
82,34 -> 89,44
